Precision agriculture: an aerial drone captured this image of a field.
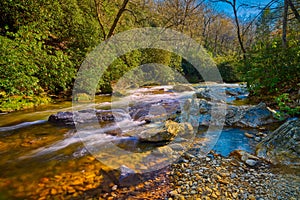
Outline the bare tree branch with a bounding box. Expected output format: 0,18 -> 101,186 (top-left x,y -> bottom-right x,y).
287,0 -> 300,23
282,0 -> 288,48
241,0 -> 279,37
210,0 -> 246,59
107,0 -> 130,39
94,0 -> 107,39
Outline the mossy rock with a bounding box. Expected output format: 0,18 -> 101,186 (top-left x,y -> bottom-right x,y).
74,93 -> 93,102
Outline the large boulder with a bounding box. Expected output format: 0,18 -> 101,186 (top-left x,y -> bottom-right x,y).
195,84 -> 248,102
129,99 -> 181,122
198,101 -> 278,128
256,119 -> 300,166
101,164 -> 168,188
232,102 -> 277,128
48,109 -> 129,126
48,111 -> 75,126
137,120 -> 193,142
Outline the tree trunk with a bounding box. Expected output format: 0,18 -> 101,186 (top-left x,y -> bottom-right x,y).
232,0 -> 247,60
282,0 -> 288,48
211,0 -> 247,59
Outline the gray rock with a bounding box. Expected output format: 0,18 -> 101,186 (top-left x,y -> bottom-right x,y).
195,88 -> 211,100
172,85 -> 194,92
117,165 -> 154,187
198,102 -> 279,128
48,109 -> 129,126
234,102 -> 278,128
256,119 -> 300,166
231,173 -> 237,179
48,111 -> 75,126
245,159 -> 258,167
255,137 -> 261,142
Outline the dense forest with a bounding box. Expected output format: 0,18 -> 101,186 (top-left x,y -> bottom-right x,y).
0,0 -> 299,116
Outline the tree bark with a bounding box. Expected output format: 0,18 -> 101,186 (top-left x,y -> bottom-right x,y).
287,0 -> 300,23
94,0 -> 130,40
232,0 -> 247,60
107,0 -> 130,39
282,0 -> 288,48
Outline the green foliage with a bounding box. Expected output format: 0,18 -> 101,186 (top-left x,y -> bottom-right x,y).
274,93 -> 300,119
0,93 -> 51,112
242,39 -> 300,96
0,25 -> 76,95
140,49 -> 172,66
215,56 -> 241,83
0,35 -> 41,96
0,0 -> 101,111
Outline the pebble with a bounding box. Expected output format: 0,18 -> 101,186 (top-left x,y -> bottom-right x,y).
245,132 -> 254,138
231,173 -> 237,179
111,185 -> 118,191
255,137 -> 261,142
245,159 -> 257,167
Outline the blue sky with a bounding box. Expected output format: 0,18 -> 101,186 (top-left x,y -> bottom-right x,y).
211,0 -> 278,18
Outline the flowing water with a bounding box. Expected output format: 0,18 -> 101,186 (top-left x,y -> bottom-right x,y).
0,83 -> 257,199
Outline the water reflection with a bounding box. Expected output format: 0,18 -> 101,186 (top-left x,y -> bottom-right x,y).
212,128 -> 257,156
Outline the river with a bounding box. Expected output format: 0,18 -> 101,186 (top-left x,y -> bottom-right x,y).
0,83 -> 260,199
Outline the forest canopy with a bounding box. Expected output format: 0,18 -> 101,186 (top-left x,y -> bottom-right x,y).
0,0 -> 299,115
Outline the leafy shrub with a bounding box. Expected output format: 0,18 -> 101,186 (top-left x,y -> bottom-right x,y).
215,55 -> 241,83
274,93 -> 300,119
242,39 -> 300,96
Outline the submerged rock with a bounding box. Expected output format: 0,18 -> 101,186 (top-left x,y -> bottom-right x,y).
195,88 -> 212,100
256,119 -> 300,166
119,165 -> 141,186
225,85 -> 248,99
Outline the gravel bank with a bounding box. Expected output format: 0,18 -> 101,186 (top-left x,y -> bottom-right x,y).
92,151 -> 299,200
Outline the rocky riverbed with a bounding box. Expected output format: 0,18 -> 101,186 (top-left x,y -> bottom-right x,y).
75,150 -> 299,200
168,152 -> 300,200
